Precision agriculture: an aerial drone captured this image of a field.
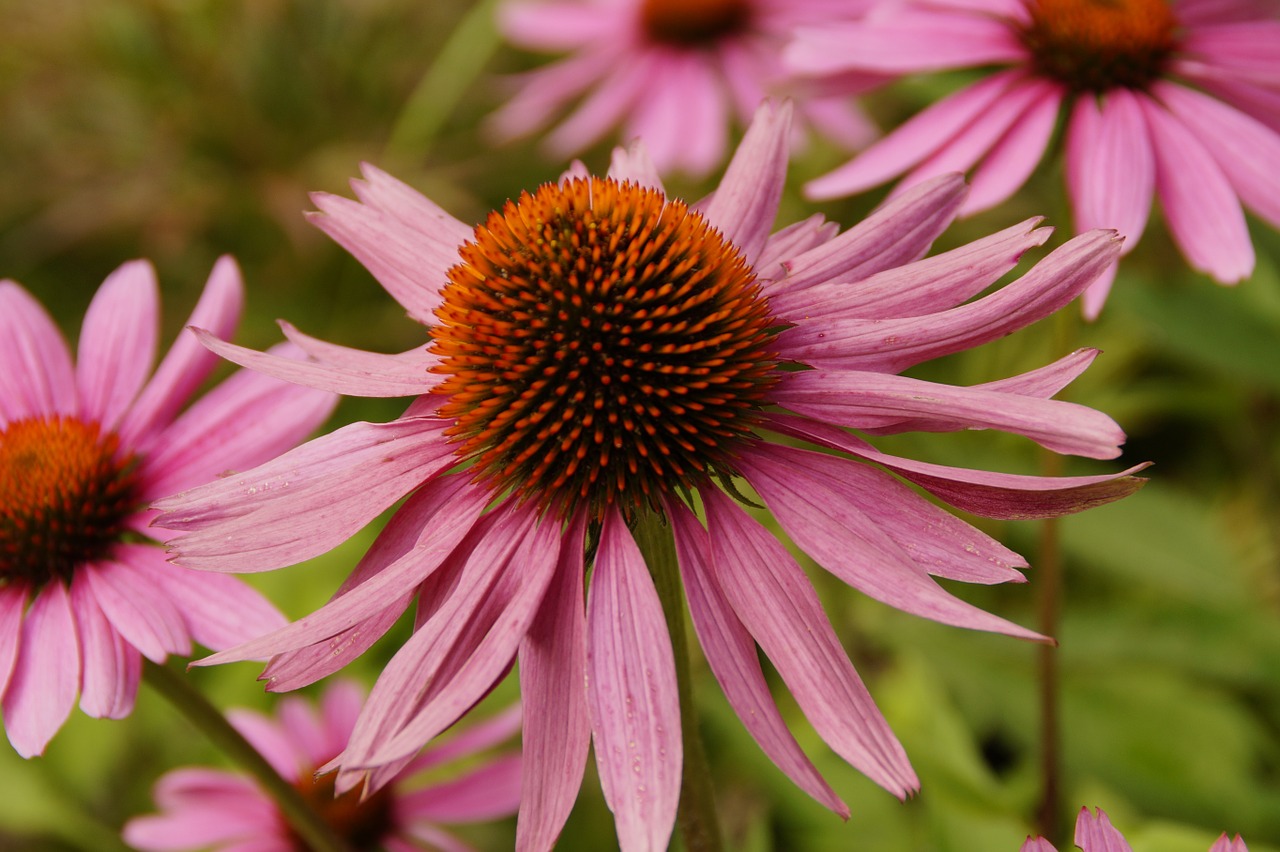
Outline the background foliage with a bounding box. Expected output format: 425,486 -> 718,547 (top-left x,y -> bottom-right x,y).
2,1 -> 1278,849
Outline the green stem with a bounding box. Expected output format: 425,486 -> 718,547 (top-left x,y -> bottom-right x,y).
384,0 -> 503,161
633,511 -> 725,852
142,660 -> 349,852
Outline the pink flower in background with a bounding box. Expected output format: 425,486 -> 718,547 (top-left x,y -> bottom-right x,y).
125,680 -> 522,852
0,259 -> 336,757
157,102 -> 1146,851
787,0 -> 1280,317
1022,806 -> 1248,851
490,0 -> 878,176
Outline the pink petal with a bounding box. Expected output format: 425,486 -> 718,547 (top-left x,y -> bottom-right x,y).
1181,21 -> 1280,84
1208,833 -> 1249,852
1074,807 -> 1134,852
498,0 -> 620,49
85,553 -> 192,662
1081,261 -> 1120,321
319,680 -> 365,755
349,163 -> 474,248
702,100 -> 791,265
586,507 -> 681,852
625,53 -> 727,179
486,52 -> 612,142
149,561 -> 287,653
226,707 -> 301,779
1065,89 -> 1154,249
766,413 -> 1149,520
1140,96 -> 1254,282
606,139 -> 665,191
156,416 -> 454,572
399,754 -> 523,822
1021,838 -> 1058,852
410,704 -> 522,775
70,572 -> 139,719
964,83 -> 1062,214
667,500 -> 849,816
786,14 -> 1022,74
754,214 -> 840,282
778,173 -> 968,294
777,229 -> 1123,373
701,488 -> 917,798
119,256 -> 244,448
516,514 -> 591,852
76,260 -> 158,431
739,446 -> 1041,637
276,694 -> 331,766
0,281 -> 77,424
545,56 -> 655,157
2,582 -> 81,757
0,583 -> 27,697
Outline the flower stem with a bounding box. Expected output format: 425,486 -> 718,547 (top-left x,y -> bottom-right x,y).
634,511 -> 725,852
141,660 -> 349,852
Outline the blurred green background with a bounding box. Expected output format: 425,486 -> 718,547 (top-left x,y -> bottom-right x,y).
3,1 -> 1280,849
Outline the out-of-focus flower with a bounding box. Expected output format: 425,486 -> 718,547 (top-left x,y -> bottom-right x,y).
0,258 -> 336,757
157,102 -> 1146,852
124,680 -> 522,852
1022,806 -> 1248,851
489,0 -> 878,177
787,0 -> 1280,317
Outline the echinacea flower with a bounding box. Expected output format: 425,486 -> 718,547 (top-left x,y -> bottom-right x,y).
786,0 -> 1280,317
0,258 -> 335,757
124,680 -> 521,852
1022,807 -> 1248,851
157,102 -> 1146,851
490,0 -> 877,176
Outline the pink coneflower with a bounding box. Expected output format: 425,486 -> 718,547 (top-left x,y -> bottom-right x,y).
1022,807 -> 1248,851
787,0 -> 1280,317
489,0 -> 878,177
0,258 -> 335,757
125,680 -> 521,852
157,102 -> 1146,851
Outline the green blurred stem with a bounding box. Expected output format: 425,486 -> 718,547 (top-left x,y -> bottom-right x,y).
141,660 -> 349,852
384,0 -> 503,161
634,511 -> 725,852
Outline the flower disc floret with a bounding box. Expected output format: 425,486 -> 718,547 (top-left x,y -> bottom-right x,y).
285,772 -> 395,852
0,415 -> 138,586
641,0 -> 752,45
1021,0 -> 1178,92
431,176 -> 780,520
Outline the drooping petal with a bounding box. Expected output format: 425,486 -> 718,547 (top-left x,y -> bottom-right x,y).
120,256 -> 243,447
0,583 -> 27,697
667,500 -> 849,816
276,695 -> 329,767
410,704 -> 523,775
0,281 -> 77,424
2,582 -> 81,757
702,100 -> 791,266
399,754 -> 523,823
148,561 -> 287,653
626,53 -> 728,179
516,513 -> 591,852
76,260 -> 158,431
225,708 -> 303,780
1065,89 -> 1154,250
70,571 -> 140,719
586,507 -> 681,852
964,83 -> 1062,214
701,488 -> 917,798
738,446 -> 1041,638
85,554 -> 192,662
1074,807 -> 1134,852
156,416 -> 454,572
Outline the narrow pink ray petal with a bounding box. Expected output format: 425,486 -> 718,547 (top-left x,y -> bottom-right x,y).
486,52 -> 612,142
1140,97 -> 1254,283
145,561 -> 287,653
71,572 -> 139,719
770,217 -> 1051,321
86,554 -> 192,662
349,163 -> 474,248
280,320 -> 440,381
702,100 -> 791,265
318,680 -> 364,756
586,507 -> 681,852
778,229 -> 1122,373
0,281 -> 77,424
803,73 -> 1018,200
627,54 -> 727,180
399,754 -> 523,822
773,369 -> 1125,459
1021,838 -> 1058,852
741,445 -> 1027,585
1081,261 -> 1120,321
740,448 -> 1040,636
965,83 -> 1062,214
276,695 -> 330,766
198,475 -> 487,669
546,57 -> 655,158
1074,807 -> 1134,852
0,583 -> 27,696
786,14 -> 1022,75
1175,0 -> 1269,25
755,214 -> 840,283
76,260 -> 158,431
156,417 -> 454,572
1181,21 -> 1280,84
225,707 -> 303,780
1208,833 -> 1248,852
780,174 -> 968,294
119,256 -> 243,447
1188,73 -> 1280,134
187,328 -> 435,398
409,704 -> 522,776
1156,82 -> 1280,229
607,139 -> 665,191
1066,89 -> 1154,250
2,582 -> 81,757
124,803 -> 279,852
516,513 -> 591,852
766,414 -> 1149,520
498,0 -> 620,49
667,500 -> 849,816
151,767 -> 262,809
391,827 -> 470,852
701,488 -> 917,798
142,350 -> 338,499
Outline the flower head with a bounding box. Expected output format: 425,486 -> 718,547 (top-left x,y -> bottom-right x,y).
0,259 -> 336,757
787,0 -> 1280,316
1022,806 -> 1248,851
157,103 -> 1146,851
124,680 -> 522,852
490,0 -> 878,176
